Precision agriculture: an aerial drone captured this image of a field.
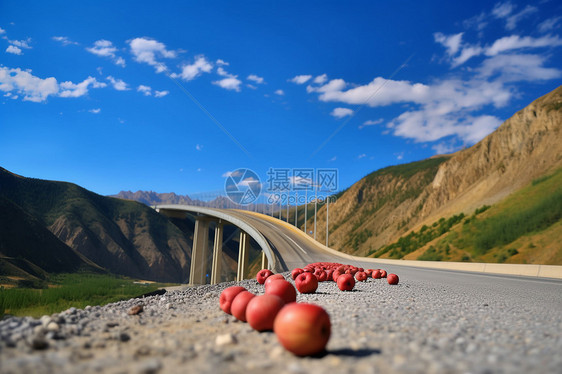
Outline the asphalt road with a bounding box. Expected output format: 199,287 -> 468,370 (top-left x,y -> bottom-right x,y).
228,210 -> 562,311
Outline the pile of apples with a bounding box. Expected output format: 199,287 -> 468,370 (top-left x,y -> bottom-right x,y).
218,263 -> 399,356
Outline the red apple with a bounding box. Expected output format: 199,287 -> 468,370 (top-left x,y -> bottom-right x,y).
337,273 -> 355,291
295,272 -> 318,294
264,273 -> 285,287
219,286 -> 247,314
265,279 -> 297,304
274,303 -> 331,356
365,269 -> 373,277
380,269 -> 387,278
230,291 -> 255,322
387,273 -> 399,285
317,270 -> 328,282
355,271 -> 367,282
256,269 -> 274,284
246,294 -> 285,331
326,269 -> 334,281
291,268 -> 304,280
372,270 -> 382,279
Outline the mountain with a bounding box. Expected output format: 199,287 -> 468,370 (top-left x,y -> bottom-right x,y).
310,85 -> 562,263
112,190 -> 193,206
0,167 -> 194,283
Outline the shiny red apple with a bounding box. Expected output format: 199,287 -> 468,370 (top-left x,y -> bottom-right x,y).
264,273 -> 285,287
219,286 -> 247,315
230,291 -> 255,322
274,303 -> 331,356
295,272 -> 318,294
337,273 -> 355,291
256,269 -> 274,284
265,279 -> 297,304
355,271 -> 367,282
291,268 -> 304,280
387,273 -> 399,285
246,294 -> 285,331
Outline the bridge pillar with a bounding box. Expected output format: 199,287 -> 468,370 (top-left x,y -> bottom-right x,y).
261,251 -> 269,270
190,218 -> 211,285
237,231 -> 249,282
210,222 -> 224,285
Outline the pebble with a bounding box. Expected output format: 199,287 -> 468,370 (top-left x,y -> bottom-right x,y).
215,333 -> 237,346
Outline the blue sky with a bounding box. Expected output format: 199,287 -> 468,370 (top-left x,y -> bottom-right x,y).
1,0 -> 561,199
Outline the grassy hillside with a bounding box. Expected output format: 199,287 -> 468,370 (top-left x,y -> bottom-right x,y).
373,167 -> 562,264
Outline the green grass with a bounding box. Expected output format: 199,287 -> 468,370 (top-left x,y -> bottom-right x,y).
0,273 -> 169,318
370,212 -> 466,258
471,188 -> 562,254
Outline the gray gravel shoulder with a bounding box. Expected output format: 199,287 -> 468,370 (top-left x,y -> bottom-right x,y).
1,273 -> 561,374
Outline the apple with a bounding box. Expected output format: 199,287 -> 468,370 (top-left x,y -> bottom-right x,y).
246,294 -> 285,331
380,269 -> 387,278
332,269 -> 344,282
387,273 -> 399,285
265,279 -> 297,304
274,303 -> 331,356
372,270 -> 382,279
295,272 -> 318,294
219,286 -> 247,314
317,270 -> 328,282
365,269 -> 373,277
291,268 -> 304,280
326,269 -> 334,281
355,271 -> 367,282
264,273 -> 285,288
337,273 -> 355,291
256,269 -> 274,284
230,291 -> 255,322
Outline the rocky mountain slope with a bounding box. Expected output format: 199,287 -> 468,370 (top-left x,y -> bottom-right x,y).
311,85 -> 562,259
0,168 -> 194,283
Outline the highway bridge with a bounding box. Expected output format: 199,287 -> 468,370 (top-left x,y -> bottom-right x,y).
154,204 -> 562,285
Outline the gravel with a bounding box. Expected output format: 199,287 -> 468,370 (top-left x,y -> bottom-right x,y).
1,272 -> 561,374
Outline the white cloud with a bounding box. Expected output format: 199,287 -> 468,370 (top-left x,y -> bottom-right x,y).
6,45 -> 22,55
59,76 -> 106,98
137,85 -> 152,96
479,53 -> 561,82
331,107 -> 354,118
212,65 -> 242,91
359,119 -> 383,129
129,37 -> 176,73
434,32 -> 464,56
0,27 -> 5,35
538,17 -> 561,33
89,108 -> 101,114
154,90 -> 168,98
216,66 -> 230,77
492,2 -> 514,19
505,5 -> 537,31
196,144 -> 203,151
0,67 -> 58,102
106,76 -> 129,91
452,45 -> 484,67
485,35 -> 562,56
9,39 -> 31,49
274,89 -> 284,96
247,74 -> 264,84
290,75 -> 312,84
358,153 -> 366,159
213,77 -> 242,91
174,55 -> 212,81
87,39 -> 125,67
313,74 -> 328,84
216,59 -> 229,66
432,141 -> 459,155
329,156 -> 337,162
52,36 -> 78,46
